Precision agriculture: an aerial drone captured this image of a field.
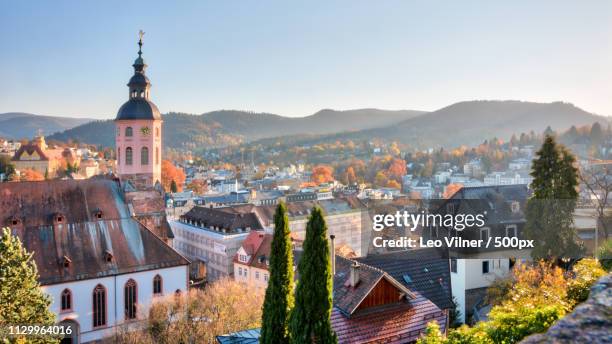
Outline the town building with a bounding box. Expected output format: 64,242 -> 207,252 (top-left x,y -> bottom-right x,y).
171,206 -> 264,281
232,231 -> 273,289
11,135 -> 79,178
1,178 -> 189,343
424,185 -> 530,323
3,35 -> 187,343
217,255 -> 448,343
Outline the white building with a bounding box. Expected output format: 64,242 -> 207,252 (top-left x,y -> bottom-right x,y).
171,206 -> 263,281
483,171 -> 532,186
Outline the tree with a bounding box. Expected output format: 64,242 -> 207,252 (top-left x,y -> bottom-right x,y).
19,169 -> 45,182
115,278 -> 264,344
524,135 -> 582,261
161,160 -> 186,192
0,227 -> 57,344
311,165 -> 334,184
579,164 -> 611,240
416,321 -> 445,344
170,180 -> 178,193
0,155 -> 16,181
261,202 -> 295,344
289,207 -> 337,343
185,179 -> 207,195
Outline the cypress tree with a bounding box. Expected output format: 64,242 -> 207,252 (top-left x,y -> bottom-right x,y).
524,135 -> 583,261
261,202 -> 295,344
0,227 -> 57,343
289,206 -> 337,344
170,179 -> 178,193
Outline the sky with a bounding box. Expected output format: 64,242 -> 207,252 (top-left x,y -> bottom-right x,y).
1,1 -> 611,119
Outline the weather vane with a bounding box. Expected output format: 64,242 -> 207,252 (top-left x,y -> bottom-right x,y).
138,30 -> 145,56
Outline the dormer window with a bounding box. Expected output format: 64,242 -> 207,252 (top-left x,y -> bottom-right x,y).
62,256 -> 72,268
239,254 -> 248,263
104,250 -> 114,263
8,217 -> 21,226
94,210 -> 103,220
54,213 -> 65,224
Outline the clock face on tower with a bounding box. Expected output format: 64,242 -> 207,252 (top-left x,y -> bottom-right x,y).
140,126 -> 151,136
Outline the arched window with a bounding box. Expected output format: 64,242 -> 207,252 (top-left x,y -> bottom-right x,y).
125,127 -> 133,137
61,289 -> 72,311
155,147 -> 160,165
125,147 -> 133,165
153,275 -> 163,295
124,279 -> 137,320
92,284 -> 106,328
141,147 -> 149,165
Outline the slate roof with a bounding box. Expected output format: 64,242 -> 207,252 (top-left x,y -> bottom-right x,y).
444,185 -> 528,225
356,248 -> 454,310
0,178 -> 189,285
216,329 -> 261,344
115,97 -> 161,120
181,206 -> 264,234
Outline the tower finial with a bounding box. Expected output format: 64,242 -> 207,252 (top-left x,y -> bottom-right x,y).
138,30 -> 145,57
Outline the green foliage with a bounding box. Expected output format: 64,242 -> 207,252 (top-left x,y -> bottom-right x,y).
524,135 -> 583,260
0,155 -> 16,181
170,180 -> 178,193
449,297 -> 463,329
0,228 -> 58,344
289,207 -> 337,344
418,259 -> 606,344
261,202 -> 295,344
566,258 -> 606,304
417,321 -> 446,344
597,238 -> 612,271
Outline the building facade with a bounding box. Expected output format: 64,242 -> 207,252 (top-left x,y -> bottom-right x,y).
115,33 -> 162,188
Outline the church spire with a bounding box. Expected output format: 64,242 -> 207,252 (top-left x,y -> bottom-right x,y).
128,30 -> 150,99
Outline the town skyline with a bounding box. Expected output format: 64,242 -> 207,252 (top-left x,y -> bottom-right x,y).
1,1 -> 611,119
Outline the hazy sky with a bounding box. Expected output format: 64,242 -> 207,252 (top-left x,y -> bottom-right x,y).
1,1 -> 611,119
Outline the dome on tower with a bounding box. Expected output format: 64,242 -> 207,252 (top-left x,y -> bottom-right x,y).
116,98 -> 161,120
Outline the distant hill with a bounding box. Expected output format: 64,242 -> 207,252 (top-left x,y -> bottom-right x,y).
48,109 -> 425,148
0,112 -> 95,140
325,100 -> 610,148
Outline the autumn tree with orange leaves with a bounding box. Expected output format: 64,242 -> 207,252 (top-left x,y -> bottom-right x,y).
311,165 -> 334,184
161,160 -> 186,192
17,169 -> 45,181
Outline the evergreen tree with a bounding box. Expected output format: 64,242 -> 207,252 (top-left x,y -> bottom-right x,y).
289,207 -> 337,344
0,227 -> 57,343
170,179 -> 178,193
261,202 -> 295,344
524,135 -> 583,261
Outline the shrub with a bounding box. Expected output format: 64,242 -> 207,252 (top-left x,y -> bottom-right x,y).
566,258 -> 606,304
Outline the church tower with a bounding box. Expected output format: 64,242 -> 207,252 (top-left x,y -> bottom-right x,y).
115,32 -> 162,187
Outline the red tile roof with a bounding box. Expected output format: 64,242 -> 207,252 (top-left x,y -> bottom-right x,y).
233,231 -> 272,269
332,296 -> 447,344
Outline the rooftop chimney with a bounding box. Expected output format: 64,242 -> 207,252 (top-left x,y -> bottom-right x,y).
330,234 -> 336,276
350,261 -> 360,288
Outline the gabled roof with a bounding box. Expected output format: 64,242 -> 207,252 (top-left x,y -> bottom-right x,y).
356,248 -> 454,310
333,255 -> 415,316
0,178 -> 189,285
12,143 -> 49,161
233,231 -> 272,269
